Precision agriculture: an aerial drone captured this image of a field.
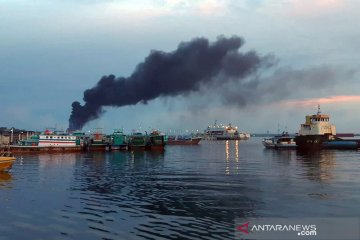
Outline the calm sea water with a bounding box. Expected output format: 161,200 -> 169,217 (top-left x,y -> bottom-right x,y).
1,138 -> 360,240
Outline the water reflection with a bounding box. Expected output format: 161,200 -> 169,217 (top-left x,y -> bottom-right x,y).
296,150 -> 336,182
263,147 -> 337,182
225,140 -> 229,175
7,140 -> 358,239
38,153 -> 77,169
225,140 -> 240,175
64,148 -> 262,239
0,172 -> 12,188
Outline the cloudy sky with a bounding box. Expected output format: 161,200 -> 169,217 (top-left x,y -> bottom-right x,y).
1,0 -> 360,133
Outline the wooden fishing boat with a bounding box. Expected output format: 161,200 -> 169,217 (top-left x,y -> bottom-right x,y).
0,151 -> 16,171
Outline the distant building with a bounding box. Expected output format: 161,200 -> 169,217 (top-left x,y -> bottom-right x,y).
0,127 -> 36,145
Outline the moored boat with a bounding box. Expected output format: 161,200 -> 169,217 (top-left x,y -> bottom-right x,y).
167,135 -> 202,145
295,105 -> 358,150
149,130 -> 166,150
110,129 -> 128,151
10,130 -> 83,152
86,130 -> 109,151
128,132 -> 150,150
0,151 -> 16,171
262,132 -> 297,149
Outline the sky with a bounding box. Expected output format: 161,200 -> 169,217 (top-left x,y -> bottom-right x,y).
1,0 -> 360,134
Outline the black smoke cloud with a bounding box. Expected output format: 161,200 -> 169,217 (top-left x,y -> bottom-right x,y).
68,36 -> 274,130
218,66 -> 356,106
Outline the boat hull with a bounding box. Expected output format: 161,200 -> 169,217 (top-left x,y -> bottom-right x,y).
204,135 -> 248,141
9,145 -> 83,153
150,144 -> 166,151
87,144 -> 109,152
0,157 -> 15,171
295,135 -> 327,150
295,135 -> 358,150
262,141 -> 297,149
128,145 -> 150,150
167,137 -> 202,145
274,143 -> 297,149
110,145 -> 128,151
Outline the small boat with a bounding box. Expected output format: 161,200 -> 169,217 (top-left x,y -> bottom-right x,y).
0,151 -> 16,171
167,135 -> 202,145
262,132 -> 297,149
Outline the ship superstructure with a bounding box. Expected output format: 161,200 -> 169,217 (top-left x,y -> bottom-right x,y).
38,129 -> 77,147
298,105 -> 336,137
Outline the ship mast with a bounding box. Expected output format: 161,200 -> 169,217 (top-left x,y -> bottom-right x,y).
317,104 -> 321,115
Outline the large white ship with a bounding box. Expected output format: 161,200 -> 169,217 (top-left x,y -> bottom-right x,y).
38,129 -> 77,147
204,121 -> 250,140
10,129 -> 83,152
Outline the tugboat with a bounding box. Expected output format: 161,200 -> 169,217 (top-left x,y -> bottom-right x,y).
295,105 -> 358,150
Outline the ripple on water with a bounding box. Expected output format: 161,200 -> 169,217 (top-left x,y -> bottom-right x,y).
1,140 -> 360,239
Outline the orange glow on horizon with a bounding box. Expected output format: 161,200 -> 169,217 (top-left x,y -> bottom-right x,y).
288,0 -> 344,17
283,95 -> 360,107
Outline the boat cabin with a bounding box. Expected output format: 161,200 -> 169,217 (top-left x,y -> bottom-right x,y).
298,106 -> 336,136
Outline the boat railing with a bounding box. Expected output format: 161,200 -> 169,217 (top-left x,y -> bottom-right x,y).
0,151 -> 14,157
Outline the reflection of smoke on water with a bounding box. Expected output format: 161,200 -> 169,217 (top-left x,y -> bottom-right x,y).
65,150 -> 263,239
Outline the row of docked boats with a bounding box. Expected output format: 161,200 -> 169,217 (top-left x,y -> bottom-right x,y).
84,130 -> 203,151
3,129 -> 204,153
3,121 -> 251,153
263,105 -> 360,150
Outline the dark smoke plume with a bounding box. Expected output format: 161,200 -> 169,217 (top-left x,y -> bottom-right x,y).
68,36 -> 273,130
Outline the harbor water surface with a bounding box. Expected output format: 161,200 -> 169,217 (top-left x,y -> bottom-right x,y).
1,138 -> 360,239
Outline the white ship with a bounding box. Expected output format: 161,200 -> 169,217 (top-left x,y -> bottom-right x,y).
11,129 -> 82,152
204,121 -> 250,140
38,129 -> 77,147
